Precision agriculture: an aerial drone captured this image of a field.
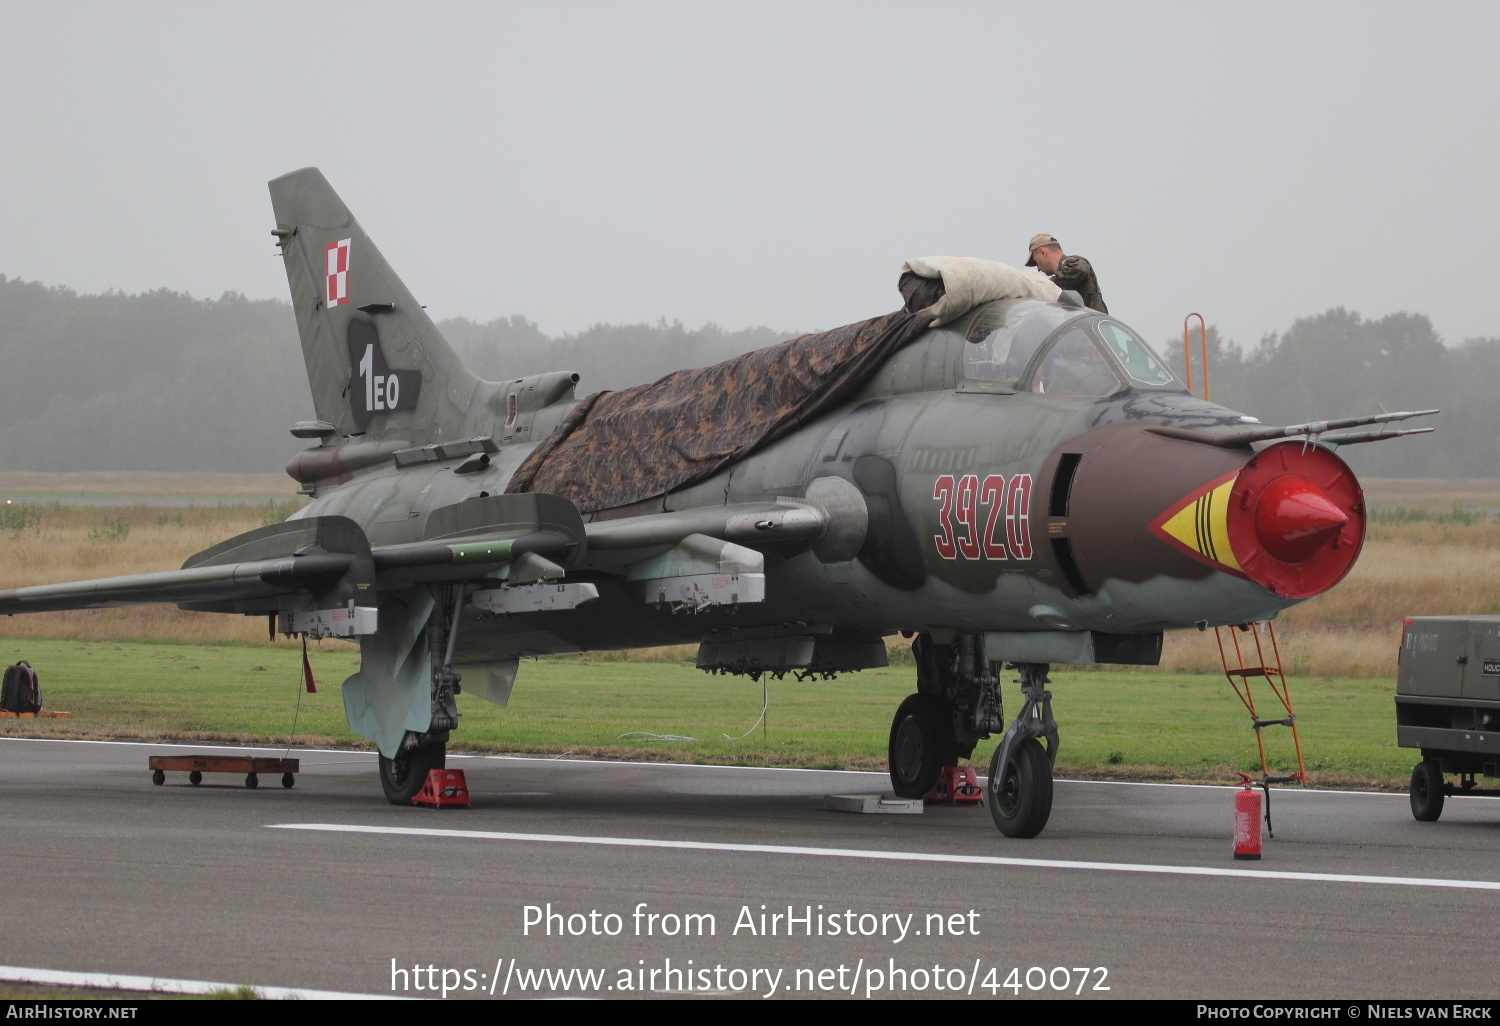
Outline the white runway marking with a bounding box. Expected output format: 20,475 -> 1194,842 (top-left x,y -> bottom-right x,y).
0,963 -> 403,1000
271,822 -> 1500,892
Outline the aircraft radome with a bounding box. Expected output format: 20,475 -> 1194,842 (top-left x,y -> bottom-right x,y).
0,169 -> 1436,838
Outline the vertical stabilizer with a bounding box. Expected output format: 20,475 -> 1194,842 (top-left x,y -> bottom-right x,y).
269,168 -> 482,446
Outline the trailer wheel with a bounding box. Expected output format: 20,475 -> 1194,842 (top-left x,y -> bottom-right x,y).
151,769 -> 165,786
1410,760 -> 1445,822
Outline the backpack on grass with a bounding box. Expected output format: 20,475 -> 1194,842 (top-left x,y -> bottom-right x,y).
1,661 -> 41,714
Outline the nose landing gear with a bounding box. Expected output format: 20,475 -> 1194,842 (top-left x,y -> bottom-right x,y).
987,662 -> 1057,838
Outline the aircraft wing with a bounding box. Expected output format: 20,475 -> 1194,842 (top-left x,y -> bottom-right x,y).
0,555 -> 355,614
0,515 -> 382,637
0,495 -> 592,633
0,485 -> 860,627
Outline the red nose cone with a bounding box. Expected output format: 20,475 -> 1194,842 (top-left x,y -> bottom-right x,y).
1254,475 -> 1349,563
1226,441 -> 1366,598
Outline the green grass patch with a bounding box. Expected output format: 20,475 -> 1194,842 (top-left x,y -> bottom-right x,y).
0,638 -> 1413,788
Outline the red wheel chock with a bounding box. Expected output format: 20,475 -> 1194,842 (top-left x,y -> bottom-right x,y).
924,766 -> 984,806
412,768 -> 470,808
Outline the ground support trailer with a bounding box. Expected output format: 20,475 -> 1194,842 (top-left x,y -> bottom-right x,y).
1396,615 -> 1500,820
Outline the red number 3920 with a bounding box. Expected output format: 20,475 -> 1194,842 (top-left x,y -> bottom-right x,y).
933,473 -> 1032,561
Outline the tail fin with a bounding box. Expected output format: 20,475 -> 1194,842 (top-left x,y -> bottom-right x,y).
269,168 -> 483,446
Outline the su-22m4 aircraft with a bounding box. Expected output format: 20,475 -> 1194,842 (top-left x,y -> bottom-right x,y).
0,169 -> 1436,838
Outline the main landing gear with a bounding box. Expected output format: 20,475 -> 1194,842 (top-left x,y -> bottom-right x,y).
380,733 -> 448,804
379,586 -> 463,805
885,634 -> 1058,838
889,634 -> 999,798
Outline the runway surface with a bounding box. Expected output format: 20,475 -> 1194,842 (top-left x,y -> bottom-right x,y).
1,737 -> 1497,1000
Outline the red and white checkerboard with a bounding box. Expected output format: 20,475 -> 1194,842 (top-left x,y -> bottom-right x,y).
325,239 -> 351,306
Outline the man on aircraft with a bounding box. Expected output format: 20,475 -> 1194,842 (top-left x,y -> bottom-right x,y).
1025,233 -> 1107,314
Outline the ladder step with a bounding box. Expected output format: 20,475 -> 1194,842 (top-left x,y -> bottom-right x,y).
1225,667 -> 1273,677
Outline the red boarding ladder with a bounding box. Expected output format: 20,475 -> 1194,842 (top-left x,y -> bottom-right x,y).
1214,621 -> 1307,785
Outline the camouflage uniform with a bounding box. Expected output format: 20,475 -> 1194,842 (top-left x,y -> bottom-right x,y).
1050,255 -> 1107,314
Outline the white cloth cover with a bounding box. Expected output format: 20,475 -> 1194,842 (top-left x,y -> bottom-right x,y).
902,256 -> 1062,326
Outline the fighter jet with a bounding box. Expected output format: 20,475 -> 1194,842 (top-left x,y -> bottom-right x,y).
0,169 -> 1435,838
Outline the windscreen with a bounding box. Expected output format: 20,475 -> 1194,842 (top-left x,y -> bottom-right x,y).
1030,328 -> 1121,397
1096,320 -> 1175,386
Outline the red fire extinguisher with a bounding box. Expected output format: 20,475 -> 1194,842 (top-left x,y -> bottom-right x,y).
1234,772 -> 1262,860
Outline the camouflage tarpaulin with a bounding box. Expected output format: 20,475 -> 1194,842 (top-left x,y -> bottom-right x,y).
507,276 -> 943,514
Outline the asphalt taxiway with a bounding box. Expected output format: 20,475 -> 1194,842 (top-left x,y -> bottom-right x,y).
1,737 -> 1497,1000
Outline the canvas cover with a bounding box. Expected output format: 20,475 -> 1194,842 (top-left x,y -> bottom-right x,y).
901,256 -> 1061,326
506,272 -> 954,514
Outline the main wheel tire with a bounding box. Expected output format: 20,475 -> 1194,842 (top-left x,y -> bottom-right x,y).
151,769 -> 165,786
1410,760 -> 1445,822
188,771 -> 202,786
379,743 -> 446,805
888,693 -> 957,798
988,737 -> 1054,838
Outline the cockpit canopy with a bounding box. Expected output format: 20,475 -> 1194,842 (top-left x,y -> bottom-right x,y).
962,299 -> 1178,397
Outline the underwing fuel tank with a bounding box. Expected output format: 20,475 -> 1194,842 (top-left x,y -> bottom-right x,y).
1041,425 -> 1365,626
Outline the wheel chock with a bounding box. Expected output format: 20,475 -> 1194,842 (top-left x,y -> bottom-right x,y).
412,768 -> 470,808
924,766 -> 985,806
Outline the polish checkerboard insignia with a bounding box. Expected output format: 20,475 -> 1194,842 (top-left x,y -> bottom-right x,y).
326,239 -> 351,307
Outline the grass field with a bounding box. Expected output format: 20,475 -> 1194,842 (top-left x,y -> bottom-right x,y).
0,472 -> 1493,788
0,470 -> 291,501
0,637 -> 1412,788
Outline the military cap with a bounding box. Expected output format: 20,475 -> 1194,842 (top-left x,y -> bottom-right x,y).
1025,233 -> 1060,267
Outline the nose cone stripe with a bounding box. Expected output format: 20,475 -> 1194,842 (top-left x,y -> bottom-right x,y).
1149,470 -> 1245,576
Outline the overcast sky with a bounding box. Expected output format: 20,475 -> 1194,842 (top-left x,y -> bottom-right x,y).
2,1 -> 1494,352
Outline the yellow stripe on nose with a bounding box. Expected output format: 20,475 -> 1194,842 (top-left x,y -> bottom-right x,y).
1156,476 -> 1242,573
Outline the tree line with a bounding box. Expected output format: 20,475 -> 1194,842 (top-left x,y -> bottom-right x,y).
0,274 -> 1486,478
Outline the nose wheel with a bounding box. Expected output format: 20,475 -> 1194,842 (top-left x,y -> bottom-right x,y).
987,662 -> 1059,838
988,736 -> 1053,837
